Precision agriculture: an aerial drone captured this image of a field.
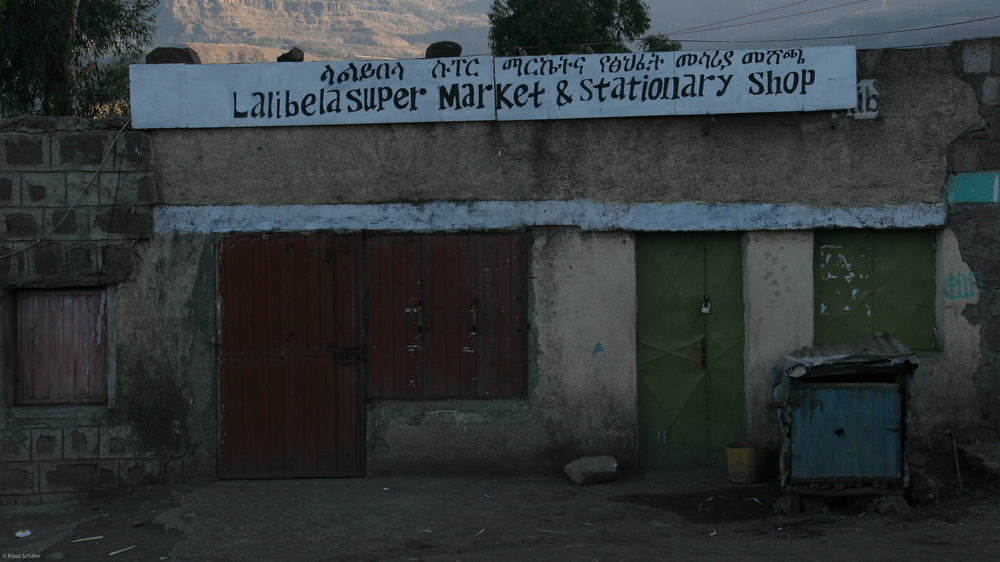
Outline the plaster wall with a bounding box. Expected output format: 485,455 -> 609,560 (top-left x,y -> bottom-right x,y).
111,232 -> 218,479
150,48 -> 977,209
742,232 -> 814,445
368,228 -> 638,473
908,228 -> 982,444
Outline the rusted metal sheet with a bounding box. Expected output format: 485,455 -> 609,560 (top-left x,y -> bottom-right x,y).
15,289 -> 107,404
366,235 -> 423,399
789,385 -> 903,479
366,233 -> 524,399
218,234 -> 364,478
474,234 -> 524,398
421,234 -> 477,397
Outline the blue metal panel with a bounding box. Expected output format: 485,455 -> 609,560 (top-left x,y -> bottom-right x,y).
789,386 -> 901,480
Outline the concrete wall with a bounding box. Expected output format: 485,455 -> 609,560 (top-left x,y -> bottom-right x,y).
742,232 -> 814,444
368,228 -> 637,473
150,48 -> 977,209
943,38 -> 1000,442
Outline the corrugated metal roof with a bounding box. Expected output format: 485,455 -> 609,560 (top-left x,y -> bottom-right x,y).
777,332 -> 917,378
787,332 -> 915,362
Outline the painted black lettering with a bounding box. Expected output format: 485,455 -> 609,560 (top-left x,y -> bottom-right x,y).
346,89 -> 362,112
232,92 -> 248,118
301,93 -> 316,116
801,69 -> 815,94
715,75 -> 733,97
284,90 -> 299,117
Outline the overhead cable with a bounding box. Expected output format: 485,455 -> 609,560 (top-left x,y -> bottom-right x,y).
666,0 -> 812,35
670,0 -> 872,36
677,14 -> 1000,43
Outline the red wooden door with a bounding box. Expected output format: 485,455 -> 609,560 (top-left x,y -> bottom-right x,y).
217,234 -> 365,478
366,233 -> 525,399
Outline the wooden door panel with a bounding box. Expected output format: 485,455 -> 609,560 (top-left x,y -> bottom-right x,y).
218,234 -> 365,478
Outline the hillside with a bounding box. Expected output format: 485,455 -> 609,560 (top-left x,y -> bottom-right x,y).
153,0 -> 490,62
152,0 -> 998,64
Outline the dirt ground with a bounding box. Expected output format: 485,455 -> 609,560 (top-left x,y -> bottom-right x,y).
3,451 -> 1000,561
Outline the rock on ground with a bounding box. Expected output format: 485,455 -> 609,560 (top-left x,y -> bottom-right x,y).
910,468 -> 945,503
876,495 -> 910,515
564,456 -> 618,485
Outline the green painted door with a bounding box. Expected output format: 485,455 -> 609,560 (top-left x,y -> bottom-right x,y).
637,233 -> 745,469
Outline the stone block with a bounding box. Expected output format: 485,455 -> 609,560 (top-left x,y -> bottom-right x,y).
119,459 -> 160,485
984,77 -> 1000,107
951,143 -> 980,172
0,176 -> 14,203
63,427 -> 99,460
146,46 -> 201,64
117,131 -> 153,170
33,244 -> 63,275
101,244 -> 133,281
982,142 -> 1000,170
0,245 -> 27,276
5,136 -> 44,165
31,429 -> 62,462
95,207 -> 151,238
51,209 -> 78,235
65,171 -> 101,206
963,41 -> 993,74
67,245 -> 95,271
5,212 -> 39,237
41,463 -> 97,493
1,430 -> 31,463
100,172 -> 156,205
20,172 -> 66,206
99,425 -> 151,459
96,460 -> 119,490
564,456 -> 618,485
0,463 -> 38,494
58,134 -> 105,166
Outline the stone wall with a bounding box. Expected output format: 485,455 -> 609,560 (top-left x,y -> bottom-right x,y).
946,38 -> 1000,433
0,117 -> 159,503
0,117 -> 154,286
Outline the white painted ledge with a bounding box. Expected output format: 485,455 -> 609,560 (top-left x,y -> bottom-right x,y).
154,200 -> 947,234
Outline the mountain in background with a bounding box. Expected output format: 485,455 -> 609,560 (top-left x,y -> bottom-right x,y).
152,0 -> 492,62
151,0 -> 998,63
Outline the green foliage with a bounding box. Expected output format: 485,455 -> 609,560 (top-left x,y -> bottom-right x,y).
0,0 -> 155,117
639,33 -> 681,52
488,0 -> 652,56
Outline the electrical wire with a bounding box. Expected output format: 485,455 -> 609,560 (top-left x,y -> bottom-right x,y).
0,119 -> 131,261
676,14 -> 1000,43
670,0 -> 872,36
666,0 -> 812,36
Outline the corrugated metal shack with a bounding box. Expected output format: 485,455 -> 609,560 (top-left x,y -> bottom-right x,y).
772,333 -> 919,508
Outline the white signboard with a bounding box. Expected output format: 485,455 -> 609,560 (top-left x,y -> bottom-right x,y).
130,46 -> 856,129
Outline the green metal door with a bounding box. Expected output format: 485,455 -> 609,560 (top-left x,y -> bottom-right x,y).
637,233 -> 745,469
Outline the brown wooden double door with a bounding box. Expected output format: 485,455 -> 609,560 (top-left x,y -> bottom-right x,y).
217,232 -> 524,478
217,234 -> 365,478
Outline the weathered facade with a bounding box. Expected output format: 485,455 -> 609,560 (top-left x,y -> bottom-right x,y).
2,39 -> 999,500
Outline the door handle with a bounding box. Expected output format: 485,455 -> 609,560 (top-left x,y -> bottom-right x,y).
404,306 -> 423,332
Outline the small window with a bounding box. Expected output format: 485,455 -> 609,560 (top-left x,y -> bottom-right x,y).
15,289 -> 107,404
814,230 -> 935,350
